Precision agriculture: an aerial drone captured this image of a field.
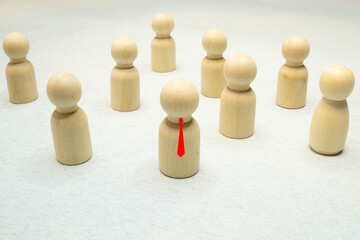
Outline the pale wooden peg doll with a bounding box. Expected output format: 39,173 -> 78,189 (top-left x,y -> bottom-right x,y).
276,35 -> 310,109
47,72 -> 92,165
201,29 -> 227,98
151,13 -> 176,72
111,36 -> 140,111
3,32 -> 38,103
219,53 -> 257,139
309,66 -> 355,155
159,79 -> 200,178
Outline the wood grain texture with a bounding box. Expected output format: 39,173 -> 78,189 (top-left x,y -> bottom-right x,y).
220,87 -> 256,138
6,60 -> 38,103
159,118 -> 200,178
151,37 -> 175,72
309,98 -> 349,155
111,67 -> 140,111
276,64 -> 308,109
201,58 -> 226,97
51,107 -> 92,165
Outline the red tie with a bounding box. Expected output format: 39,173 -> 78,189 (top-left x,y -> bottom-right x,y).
177,118 -> 185,157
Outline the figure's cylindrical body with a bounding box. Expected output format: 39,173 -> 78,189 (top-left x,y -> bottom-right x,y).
51,107 -> 92,165
201,57 -> 226,98
6,60 -> 38,104
309,98 -> 349,155
111,66 -> 140,111
159,118 -> 200,178
219,87 -> 256,138
151,37 -> 175,72
276,64 -> 308,109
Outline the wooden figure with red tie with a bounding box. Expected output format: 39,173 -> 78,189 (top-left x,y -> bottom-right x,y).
159,79 -> 200,178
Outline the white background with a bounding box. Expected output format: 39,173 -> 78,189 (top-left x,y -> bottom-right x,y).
0,0 -> 359,239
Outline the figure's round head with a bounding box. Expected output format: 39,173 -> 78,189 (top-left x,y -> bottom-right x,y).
320,66 -> 355,101
202,29 -> 227,59
47,72 -> 82,113
111,36 -> 138,68
160,79 -> 199,123
152,13 -> 174,38
3,32 -> 30,61
282,35 -> 310,66
223,53 -> 257,91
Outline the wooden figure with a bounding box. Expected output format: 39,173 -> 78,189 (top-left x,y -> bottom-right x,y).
3,32 -> 38,104
309,66 -> 355,155
201,29 -> 227,98
159,79 -> 200,178
276,35 -> 310,109
47,72 -> 92,165
111,36 -> 140,111
219,53 -> 257,139
151,13 -> 176,72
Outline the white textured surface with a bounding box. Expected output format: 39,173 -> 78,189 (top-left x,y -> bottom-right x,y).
0,0 -> 359,239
